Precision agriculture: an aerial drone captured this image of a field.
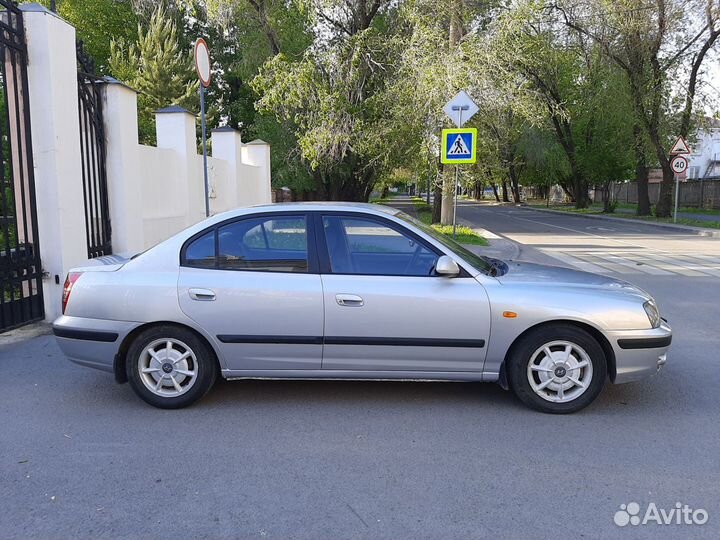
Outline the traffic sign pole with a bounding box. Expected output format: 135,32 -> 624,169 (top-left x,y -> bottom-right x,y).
453,165 -> 459,238
200,84 -> 209,218
674,172 -> 679,223
669,154 -> 688,223
452,106 -> 467,239
194,38 -> 212,217
443,91 -> 478,238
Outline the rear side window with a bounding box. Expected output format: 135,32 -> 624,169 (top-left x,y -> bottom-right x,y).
182,216 -> 309,273
218,216 -> 308,272
183,231 -> 216,268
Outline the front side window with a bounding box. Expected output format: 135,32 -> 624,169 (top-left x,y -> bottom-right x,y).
395,211 -> 496,275
323,216 -> 437,276
218,215 -> 308,272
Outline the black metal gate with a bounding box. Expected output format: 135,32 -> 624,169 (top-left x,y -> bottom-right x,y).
77,41 -> 111,258
0,2 -> 44,331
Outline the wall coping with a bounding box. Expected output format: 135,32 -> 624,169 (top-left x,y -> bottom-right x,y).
20,3 -> 65,21
155,105 -> 195,116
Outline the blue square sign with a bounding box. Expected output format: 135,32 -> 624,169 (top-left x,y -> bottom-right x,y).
441,128 -> 477,164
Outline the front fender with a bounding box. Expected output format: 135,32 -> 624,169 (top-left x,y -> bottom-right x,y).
481,281 -> 650,380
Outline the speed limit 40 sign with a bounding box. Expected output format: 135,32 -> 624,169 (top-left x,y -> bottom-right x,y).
670,155 -> 688,175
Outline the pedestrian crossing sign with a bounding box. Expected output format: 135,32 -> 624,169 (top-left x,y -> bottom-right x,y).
441,128 -> 477,164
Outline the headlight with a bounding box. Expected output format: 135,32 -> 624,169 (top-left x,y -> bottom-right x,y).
643,300 -> 660,328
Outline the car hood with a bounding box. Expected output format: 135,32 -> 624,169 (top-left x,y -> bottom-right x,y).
495,261 -> 650,298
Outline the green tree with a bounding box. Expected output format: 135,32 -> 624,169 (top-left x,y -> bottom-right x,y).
204,0 -> 314,193
484,1 -> 636,208
252,1 -> 399,201
32,0 -> 139,73
556,0 -> 720,216
378,0 -> 500,217
109,6 -> 198,143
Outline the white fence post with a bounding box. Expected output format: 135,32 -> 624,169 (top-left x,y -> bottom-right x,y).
210,126 -> 242,209
155,106 -> 204,226
21,5 -> 88,321
102,78 -> 144,255
241,139 -> 272,205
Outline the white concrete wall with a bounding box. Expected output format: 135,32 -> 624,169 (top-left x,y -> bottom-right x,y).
22,6 -> 272,321
101,89 -> 273,253
127,112 -> 271,250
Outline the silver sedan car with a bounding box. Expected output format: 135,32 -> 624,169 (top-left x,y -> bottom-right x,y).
53,203 -> 671,413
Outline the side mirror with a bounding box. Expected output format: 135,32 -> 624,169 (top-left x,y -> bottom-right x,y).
435,255 -> 460,277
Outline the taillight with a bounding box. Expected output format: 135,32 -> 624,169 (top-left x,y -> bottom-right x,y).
62,272 -> 83,314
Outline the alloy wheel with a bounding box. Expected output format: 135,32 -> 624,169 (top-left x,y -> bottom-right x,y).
526,340 -> 594,403
138,338 -> 199,397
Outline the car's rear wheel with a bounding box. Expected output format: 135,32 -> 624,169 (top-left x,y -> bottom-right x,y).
126,325 -> 217,409
507,324 -> 606,414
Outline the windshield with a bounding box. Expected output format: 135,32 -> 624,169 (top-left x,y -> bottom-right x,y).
395,211 -> 496,275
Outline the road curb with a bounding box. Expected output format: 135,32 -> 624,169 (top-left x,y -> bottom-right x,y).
486,237 -> 521,260
462,231 -> 521,261
521,206 -> 720,238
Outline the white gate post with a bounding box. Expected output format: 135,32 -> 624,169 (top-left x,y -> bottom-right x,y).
21,5 -> 88,321
102,78 -> 144,255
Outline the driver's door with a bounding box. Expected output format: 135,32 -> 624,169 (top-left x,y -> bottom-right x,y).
317,213 -> 491,373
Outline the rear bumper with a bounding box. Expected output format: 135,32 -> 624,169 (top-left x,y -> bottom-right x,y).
53,315 -> 139,373
607,321 -> 672,384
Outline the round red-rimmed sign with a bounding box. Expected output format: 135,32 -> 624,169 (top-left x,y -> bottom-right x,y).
670,155 -> 688,175
194,38 -> 211,88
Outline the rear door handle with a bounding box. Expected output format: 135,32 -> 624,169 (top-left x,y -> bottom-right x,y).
189,288 -> 216,301
336,294 -> 363,307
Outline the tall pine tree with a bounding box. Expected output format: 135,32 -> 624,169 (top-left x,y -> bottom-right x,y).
110,7 -> 198,144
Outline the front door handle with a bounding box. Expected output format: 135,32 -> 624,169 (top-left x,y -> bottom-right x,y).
336,294 -> 363,307
189,288 -> 216,301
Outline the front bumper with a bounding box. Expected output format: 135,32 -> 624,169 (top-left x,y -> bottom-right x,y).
53,315 -> 139,373
606,320 -> 672,384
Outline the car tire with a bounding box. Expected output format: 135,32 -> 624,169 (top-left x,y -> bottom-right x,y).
507,324 -> 606,414
126,325 -> 218,409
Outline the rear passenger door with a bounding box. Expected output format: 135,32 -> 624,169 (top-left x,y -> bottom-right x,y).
178,213 -> 324,372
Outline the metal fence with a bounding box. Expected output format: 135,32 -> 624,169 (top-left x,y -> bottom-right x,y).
77,41 -> 112,258
0,2 -> 44,331
593,179 -> 720,209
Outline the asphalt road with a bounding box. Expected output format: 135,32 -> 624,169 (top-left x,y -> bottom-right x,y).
2,201 -> 719,540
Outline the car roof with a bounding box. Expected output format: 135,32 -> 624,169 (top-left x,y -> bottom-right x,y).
121,199 -> 483,279
248,201 -> 401,215
187,202 -> 405,238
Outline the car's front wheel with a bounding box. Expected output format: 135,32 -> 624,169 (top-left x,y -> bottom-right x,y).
126,325 -> 218,409
507,324 -> 607,414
